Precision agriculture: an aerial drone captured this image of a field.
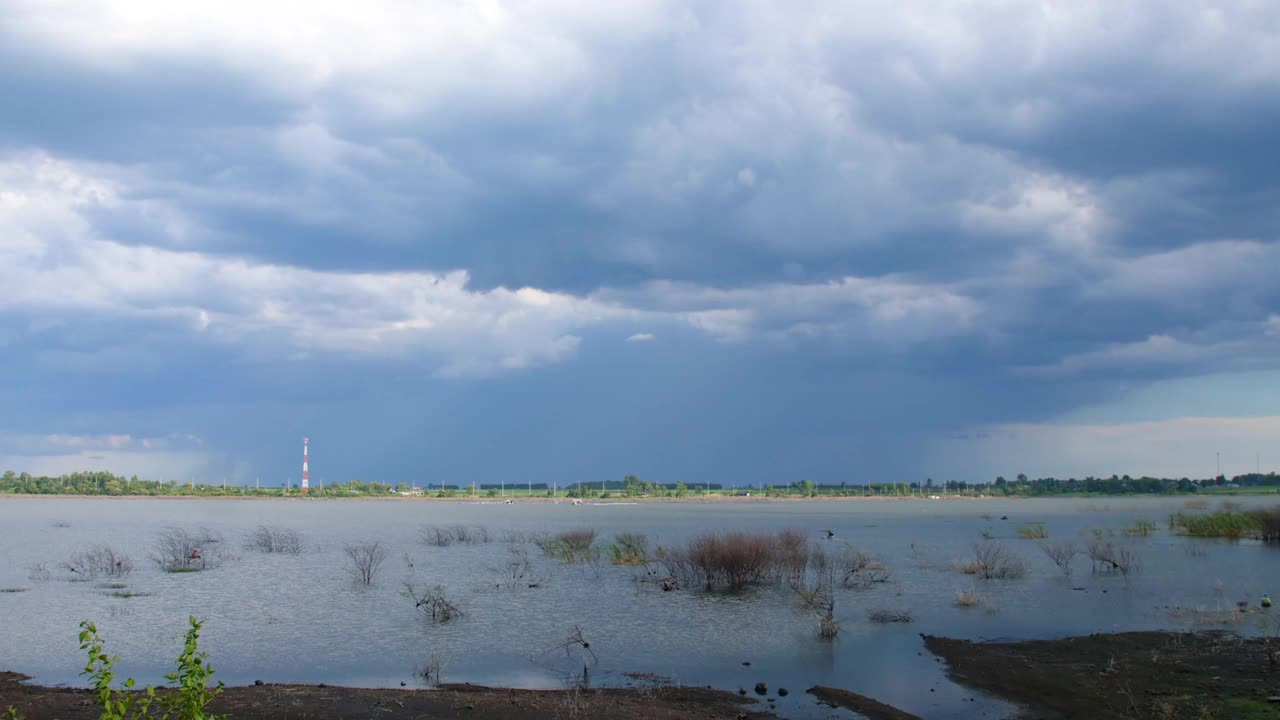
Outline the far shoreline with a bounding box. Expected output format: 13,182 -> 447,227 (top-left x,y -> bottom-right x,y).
1,490 -> 1273,502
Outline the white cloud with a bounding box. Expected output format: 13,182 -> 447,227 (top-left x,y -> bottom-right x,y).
606,276 -> 982,344
1089,240 -> 1274,300
626,332 -> 656,342
0,152 -> 984,376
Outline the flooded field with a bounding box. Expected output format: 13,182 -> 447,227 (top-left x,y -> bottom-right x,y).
1,496 -> 1276,719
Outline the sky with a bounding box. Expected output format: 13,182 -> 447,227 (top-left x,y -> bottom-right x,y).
1,1 -> 1278,486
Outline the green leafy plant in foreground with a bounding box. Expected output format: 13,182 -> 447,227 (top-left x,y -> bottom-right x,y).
78,616 -> 224,720
162,617 -> 225,720
5,705 -> 24,719
79,620 -> 156,720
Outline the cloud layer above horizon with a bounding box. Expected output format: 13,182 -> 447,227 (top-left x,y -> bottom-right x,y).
2,1 -> 1279,484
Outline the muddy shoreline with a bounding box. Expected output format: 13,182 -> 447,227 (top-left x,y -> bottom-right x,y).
925,631 -> 1280,719
8,631 -> 1278,718
0,673 -> 777,720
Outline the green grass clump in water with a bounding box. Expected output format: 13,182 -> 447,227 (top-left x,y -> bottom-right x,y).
1015,522 -> 1048,540
608,532 -> 650,565
0,587 -> 29,593
1123,519 -> 1158,537
108,590 -> 153,598
1170,510 -> 1261,539
164,565 -> 203,574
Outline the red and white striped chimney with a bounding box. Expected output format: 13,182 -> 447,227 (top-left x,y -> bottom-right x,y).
302,436 -> 310,493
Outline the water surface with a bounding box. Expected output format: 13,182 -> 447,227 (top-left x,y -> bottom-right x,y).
1,496 -> 1275,718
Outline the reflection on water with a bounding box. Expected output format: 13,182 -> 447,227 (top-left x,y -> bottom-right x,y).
1,496 -> 1276,719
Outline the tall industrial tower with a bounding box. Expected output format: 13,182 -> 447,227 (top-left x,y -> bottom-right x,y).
302,437 -> 310,493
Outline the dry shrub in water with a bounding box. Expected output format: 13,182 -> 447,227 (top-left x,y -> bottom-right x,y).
27,562 -> 51,582
419,652 -> 447,685
63,545 -> 134,579
344,540 -> 387,585
1087,540 -> 1139,575
792,544 -> 839,638
244,526 -> 303,554
839,547 -> 891,588
867,608 -> 914,623
419,525 -> 492,547
968,541 -> 1027,579
954,590 -> 984,608
403,582 -> 463,622
500,545 -> 546,589
772,529 -> 810,582
1255,506 -> 1280,542
153,527 -> 224,572
1039,541 -> 1078,575
501,530 -> 539,544
684,531 -> 776,590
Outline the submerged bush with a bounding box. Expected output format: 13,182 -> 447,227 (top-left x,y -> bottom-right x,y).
244,526 -> 303,554
1087,540 -> 1139,575
1039,541 -> 1078,576
682,531 -> 777,590
63,545 -> 134,579
772,529 -> 810,583
418,525 -> 492,547
954,590 -> 984,608
866,608 -> 914,623
343,541 -> 387,585
153,528 -> 225,573
792,544 -> 838,639
967,542 -> 1027,580
403,582 -> 463,623
839,547 -> 891,588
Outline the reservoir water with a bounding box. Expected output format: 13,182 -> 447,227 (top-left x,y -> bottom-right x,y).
1,496 -> 1275,718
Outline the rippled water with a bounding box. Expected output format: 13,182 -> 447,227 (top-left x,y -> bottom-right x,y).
1,496 -> 1276,718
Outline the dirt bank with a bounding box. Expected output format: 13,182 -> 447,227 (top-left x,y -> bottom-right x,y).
924,631 -> 1280,720
806,685 -> 922,720
0,673 -> 777,720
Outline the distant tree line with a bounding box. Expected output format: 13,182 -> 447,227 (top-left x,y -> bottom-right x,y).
2,470 -> 1277,499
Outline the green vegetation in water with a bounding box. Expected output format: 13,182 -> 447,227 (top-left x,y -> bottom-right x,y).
1169,506 -> 1280,541
1123,519 -> 1158,537
79,616 -> 224,720
1015,522 -> 1048,540
608,532 -> 650,565
0,587 -> 29,593
107,591 -> 153,599
101,583 -> 129,590
536,529 -> 599,564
